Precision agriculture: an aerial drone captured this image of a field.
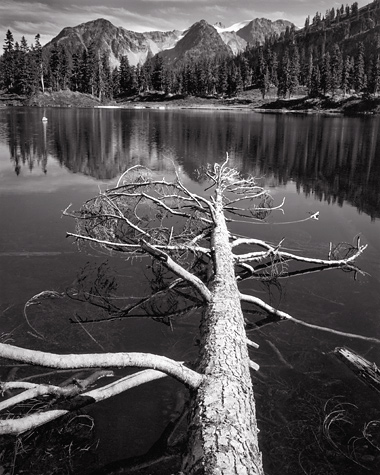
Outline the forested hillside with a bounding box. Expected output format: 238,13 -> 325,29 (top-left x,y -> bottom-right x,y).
1,1 -> 380,102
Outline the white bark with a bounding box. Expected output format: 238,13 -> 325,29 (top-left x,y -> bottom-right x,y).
234,240 -> 367,266
0,369 -> 168,435
140,240 -> 212,302
240,292 -> 380,344
0,343 -> 202,388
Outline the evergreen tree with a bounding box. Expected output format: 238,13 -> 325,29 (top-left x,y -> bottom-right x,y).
139,61 -> 152,92
304,16 -> 310,31
70,53 -> 81,92
48,43 -> 69,91
227,61 -> 243,96
239,56 -> 252,89
194,59 -> 208,96
354,42 -> 366,93
162,66 -> 174,95
119,55 -> 133,96
31,34 -> 45,93
13,36 -> 30,95
310,64 -> 321,97
151,55 -> 164,91
256,47 -> 269,98
269,52 -> 278,87
59,46 -> 70,90
48,43 -> 60,91
96,52 -> 112,101
111,67 -> 120,97
77,49 -> 90,93
260,67 -> 270,98
331,44 -> 343,95
305,51 -> 314,94
320,52 -> 332,95
2,30 -> 15,91
217,59 -> 228,95
289,46 -> 300,96
368,54 -> 380,95
129,66 -> 138,95
86,44 -> 99,96
341,55 -> 353,96
277,48 -> 291,98
351,2 -> 359,17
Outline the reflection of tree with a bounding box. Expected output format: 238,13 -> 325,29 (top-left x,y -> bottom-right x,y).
255,114 -> 380,220
4,110 -> 380,218
7,111 -> 48,175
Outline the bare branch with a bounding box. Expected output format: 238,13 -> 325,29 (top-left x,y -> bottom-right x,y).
245,339 -> 259,349
66,232 -> 209,256
116,164 -> 151,188
101,193 -> 150,238
249,360 -> 260,371
0,343 -> 203,388
231,238 -> 274,250
240,292 -> 380,345
234,237 -> 367,266
0,369 -> 169,435
140,239 -> 212,302
273,245 -> 367,267
0,370 -> 113,412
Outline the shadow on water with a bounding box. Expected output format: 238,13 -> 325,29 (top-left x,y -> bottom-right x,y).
0,108 -> 380,474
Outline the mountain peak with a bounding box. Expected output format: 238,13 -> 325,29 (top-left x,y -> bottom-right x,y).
44,16 -> 294,68
159,19 -> 231,65
236,18 -> 294,43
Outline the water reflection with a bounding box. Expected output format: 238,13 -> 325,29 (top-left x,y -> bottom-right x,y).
1,107 -> 380,475
1,108 -> 380,219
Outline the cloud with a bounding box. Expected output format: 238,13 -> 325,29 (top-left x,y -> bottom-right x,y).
0,0 -> 370,46
0,1 -> 80,44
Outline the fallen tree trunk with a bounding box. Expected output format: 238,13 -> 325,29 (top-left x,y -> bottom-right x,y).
182,191 -> 263,475
334,347 -> 380,394
0,160 -> 368,475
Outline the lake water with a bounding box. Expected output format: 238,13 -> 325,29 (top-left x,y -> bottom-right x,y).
0,107 -> 380,474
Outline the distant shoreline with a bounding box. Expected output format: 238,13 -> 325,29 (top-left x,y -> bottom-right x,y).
1,90 -> 380,116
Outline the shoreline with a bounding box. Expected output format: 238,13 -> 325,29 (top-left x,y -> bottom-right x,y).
1,90 -> 380,116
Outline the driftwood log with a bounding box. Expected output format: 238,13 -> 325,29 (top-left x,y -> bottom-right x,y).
334,347 -> 380,394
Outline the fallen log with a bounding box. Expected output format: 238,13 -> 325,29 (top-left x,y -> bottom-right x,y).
334,347 -> 380,394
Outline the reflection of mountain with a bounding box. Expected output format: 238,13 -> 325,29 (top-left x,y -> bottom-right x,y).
5,110 -> 380,219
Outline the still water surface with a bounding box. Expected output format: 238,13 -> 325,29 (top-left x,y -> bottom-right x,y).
0,107 -> 380,474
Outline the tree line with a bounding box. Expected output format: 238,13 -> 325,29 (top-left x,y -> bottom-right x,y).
1,0 -> 380,101
0,29 -> 248,100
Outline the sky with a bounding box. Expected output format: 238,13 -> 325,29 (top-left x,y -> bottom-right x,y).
0,0 -> 371,46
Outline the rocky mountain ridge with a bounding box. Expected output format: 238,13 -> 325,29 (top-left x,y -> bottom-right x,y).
158,20 -> 232,66
45,17 -> 294,67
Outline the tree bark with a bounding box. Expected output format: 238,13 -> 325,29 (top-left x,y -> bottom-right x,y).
182,192 -> 263,474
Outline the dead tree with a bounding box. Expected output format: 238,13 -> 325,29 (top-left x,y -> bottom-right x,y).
0,157 -> 367,474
